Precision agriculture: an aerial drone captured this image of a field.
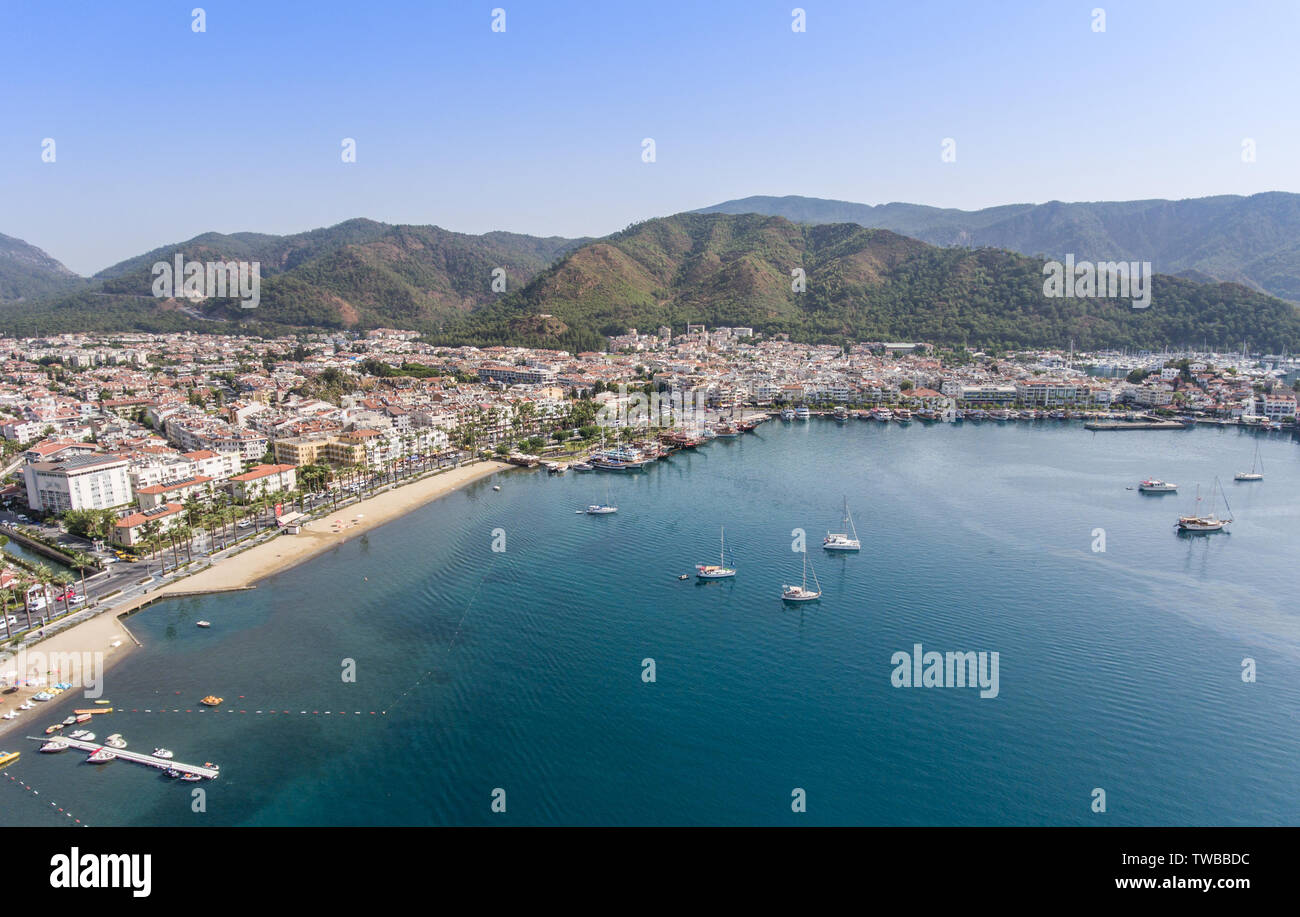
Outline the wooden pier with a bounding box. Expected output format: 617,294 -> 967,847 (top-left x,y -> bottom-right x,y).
27,736 -> 219,779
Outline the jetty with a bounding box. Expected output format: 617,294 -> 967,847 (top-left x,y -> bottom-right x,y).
26,736 -> 219,779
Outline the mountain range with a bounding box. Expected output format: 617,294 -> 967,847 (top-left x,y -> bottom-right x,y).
697,193 -> 1300,303
3,193 -> 1300,352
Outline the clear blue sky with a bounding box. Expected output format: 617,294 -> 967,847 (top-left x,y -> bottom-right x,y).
3,0 -> 1297,275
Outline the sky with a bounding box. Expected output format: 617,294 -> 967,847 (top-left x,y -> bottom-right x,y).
3,0 -> 1298,275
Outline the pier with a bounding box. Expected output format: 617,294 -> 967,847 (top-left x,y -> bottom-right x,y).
26,736 -> 219,779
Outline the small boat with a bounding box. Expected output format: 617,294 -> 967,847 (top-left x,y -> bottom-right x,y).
571,461 -> 594,472
179,772 -> 203,782
677,574 -> 689,581
492,485 -> 501,491
62,715 -> 77,725
86,748 -> 116,764
153,748 -> 174,759
32,692 -> 53,702
1234,442 -> 1264,481
782,553 -> 822,603
780,408 -> 795,422
196,621 -> 211,628
44,724 -> 64,735
104,734 -> 127,749
823,497 -> 861,551
67,729 -> 92,740
75,713 -> 92,724
164,767 -> 181,778
200,696 -> 223,706
39,740 -> 68,753
696,526 -> 737,579
0,750 -> 19,768
585,504 -> 617,515
1138,479 -> 1177,493
93,699 -> 112,705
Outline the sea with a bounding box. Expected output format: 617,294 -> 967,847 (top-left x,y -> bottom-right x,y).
5,420 -> 1298,826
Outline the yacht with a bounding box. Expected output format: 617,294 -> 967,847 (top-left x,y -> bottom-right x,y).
794,406 -> 811,421
585,504 -> 618,515
823,497 -> 861,551
895,409 -> 913,424
1234,442 -> 1264,481
696,526 -> 737,579
780,408 -> 795,422
871,408 -> 893,422
833,406 -> 849,423
782,553 -> 822,602
1138,479 -> 1177,493
1176,480 -> 1233,533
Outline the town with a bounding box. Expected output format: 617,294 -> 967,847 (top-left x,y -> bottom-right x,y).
0,324 -> 1294,643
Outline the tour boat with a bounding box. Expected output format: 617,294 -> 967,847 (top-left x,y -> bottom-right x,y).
696,526 -> 737,579
571,461 -> 594,472
794,406 -> 810,421
712,422 -> 740,438
1176,480 -> 1233,533
1138,479 -> 1177,493
200,695 -> 223,706
780,408 -> 795,421
895,409 -> 913,424
833,407 -> 849,423
1234,442 -> 1264,481
822,497 -> 862,551
86,748 -> 115,764
153,748 -> 174,759
196,621 -> 211,628
782,553 -> 822,602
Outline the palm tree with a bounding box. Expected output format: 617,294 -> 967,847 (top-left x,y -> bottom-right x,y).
139,520 -> 162,573
52,572 -> 73,616
31,564 -> 52,626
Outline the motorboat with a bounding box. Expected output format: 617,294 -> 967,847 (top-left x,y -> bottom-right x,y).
104,734 -> 127,749
86,748 -> 116,764
196,621 -> 211,628
200,696 -> 223,706
153,748 -> 174,759
1138,479 -> 1177,493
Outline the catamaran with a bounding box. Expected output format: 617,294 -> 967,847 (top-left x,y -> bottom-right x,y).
1176,479 -> 1233,533
823,497 -> 861,551
782,552 -> 822,602
696,526 -> 737,579
1234,442 -> 1264,481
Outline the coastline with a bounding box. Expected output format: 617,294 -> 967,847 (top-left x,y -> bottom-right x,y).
0,460 -> 508,741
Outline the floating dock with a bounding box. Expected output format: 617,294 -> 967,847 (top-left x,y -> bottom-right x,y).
1083,420 -> 1186,430
26,736 -> 218,779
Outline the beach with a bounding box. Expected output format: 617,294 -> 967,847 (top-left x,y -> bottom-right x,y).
0,460 -> 507,740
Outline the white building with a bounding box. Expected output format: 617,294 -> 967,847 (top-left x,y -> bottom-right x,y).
23,455 -> 133,514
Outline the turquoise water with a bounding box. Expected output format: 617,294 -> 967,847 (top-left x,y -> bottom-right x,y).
5,421 -> 1299,826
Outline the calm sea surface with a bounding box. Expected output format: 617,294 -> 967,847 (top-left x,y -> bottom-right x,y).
6,421 -> 1299,826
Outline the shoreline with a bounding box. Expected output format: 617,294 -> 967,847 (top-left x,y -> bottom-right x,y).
0,460 -> 508,741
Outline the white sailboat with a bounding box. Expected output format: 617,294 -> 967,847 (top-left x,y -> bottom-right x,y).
782,552 -> 821,602
1176,479 -> 1233,533
584,474 -> 618,514
696,526 -> 737,579
823,497 -> 861,551
1234,442 -> 1264,481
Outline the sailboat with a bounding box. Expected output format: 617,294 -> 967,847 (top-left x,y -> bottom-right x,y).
1234,441 -> 1264,481
823,497 -> 861,551
782,552 -> 821,602
1176,478 -> 1233,533
584,475 -> 617,514
696,526 -> 737,579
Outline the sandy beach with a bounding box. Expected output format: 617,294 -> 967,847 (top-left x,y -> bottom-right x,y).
0,460 -> 508,741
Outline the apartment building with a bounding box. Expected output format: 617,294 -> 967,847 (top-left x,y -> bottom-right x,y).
23,454 -> 133,514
